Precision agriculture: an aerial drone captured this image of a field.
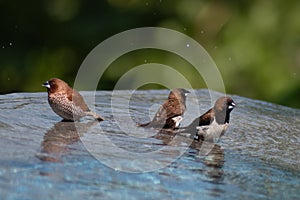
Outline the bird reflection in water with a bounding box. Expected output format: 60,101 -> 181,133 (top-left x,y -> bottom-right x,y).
154,130 -> 225,182
190,140 -> 224,168
37,120 -> 99,162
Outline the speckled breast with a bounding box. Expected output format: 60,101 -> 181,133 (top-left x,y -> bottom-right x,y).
48,95 -> 86,121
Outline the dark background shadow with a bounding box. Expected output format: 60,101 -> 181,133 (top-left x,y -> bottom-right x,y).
1,0 -> 299,108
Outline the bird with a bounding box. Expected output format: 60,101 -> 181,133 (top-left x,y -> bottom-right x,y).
42,78 -> 104,122
138,88 -> 190,130
181,96 -> 235,142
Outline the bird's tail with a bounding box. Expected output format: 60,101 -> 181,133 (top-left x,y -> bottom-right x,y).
86,111 -> 105,121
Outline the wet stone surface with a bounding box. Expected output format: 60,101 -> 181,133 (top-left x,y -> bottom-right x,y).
0,90 -> 300,199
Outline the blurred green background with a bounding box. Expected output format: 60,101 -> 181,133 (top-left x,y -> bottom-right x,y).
1,0 -> 299,108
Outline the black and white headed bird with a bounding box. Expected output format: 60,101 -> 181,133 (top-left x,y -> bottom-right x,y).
182,96 -> 236,141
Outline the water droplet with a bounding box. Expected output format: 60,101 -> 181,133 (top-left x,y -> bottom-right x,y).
9,42 -> 12,46
186,44 -> 190,47
2,46 -> 4,49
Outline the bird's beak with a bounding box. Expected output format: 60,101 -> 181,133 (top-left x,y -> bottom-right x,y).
42,81 -> 50,89
185,90 -> 190,96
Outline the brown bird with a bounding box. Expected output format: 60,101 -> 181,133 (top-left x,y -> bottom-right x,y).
139,88 -> 190,130
182,96 -> 235,141
42,78 -> 104,122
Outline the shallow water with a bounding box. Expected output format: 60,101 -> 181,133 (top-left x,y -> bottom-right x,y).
0,90 -> 300,199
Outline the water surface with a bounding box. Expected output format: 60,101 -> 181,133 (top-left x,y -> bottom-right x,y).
0,90 -> 299,199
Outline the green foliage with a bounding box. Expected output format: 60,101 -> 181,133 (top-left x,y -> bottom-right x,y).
0,0 -> 299,108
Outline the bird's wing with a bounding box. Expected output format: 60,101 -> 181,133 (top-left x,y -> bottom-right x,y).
138,103 -> 168,127
151,104 -> 168,125
67,89 -> 90,112
164,99 -> 185,118
199,108 -> 214,126
152,98 -> 182,121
